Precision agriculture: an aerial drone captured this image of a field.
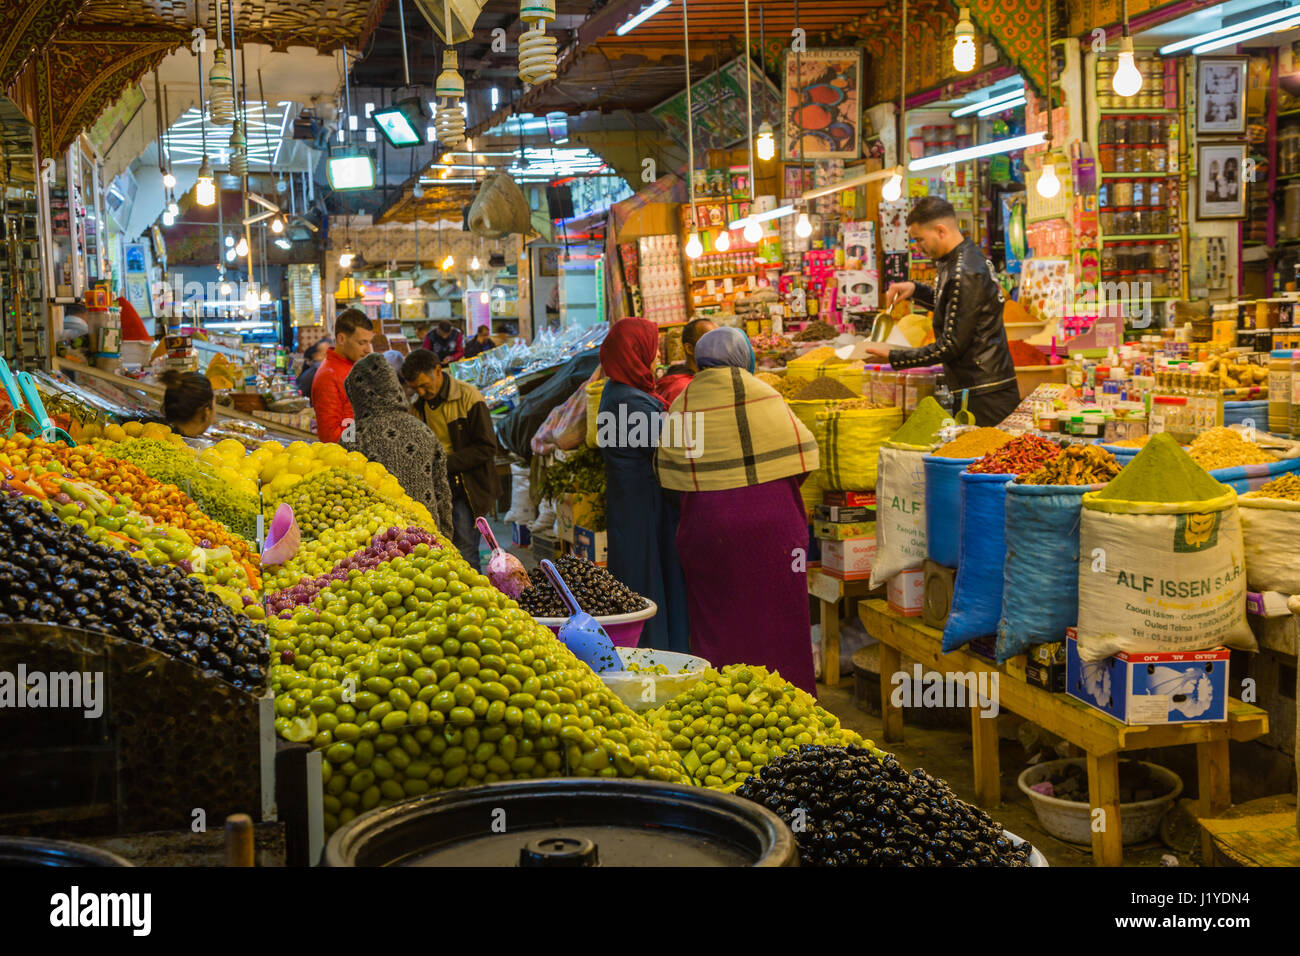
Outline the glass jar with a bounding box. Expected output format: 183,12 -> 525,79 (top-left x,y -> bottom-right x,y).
1099,208 -> 1117,235
1113,178 -> 1134,208
1098,116 -> 1115,144
1113,116 -> 1130,145
1101,244 -> 1119,277
1115,207 -> 1137,235
1147,205 -> 1168,234
1099,144 -> 1117,173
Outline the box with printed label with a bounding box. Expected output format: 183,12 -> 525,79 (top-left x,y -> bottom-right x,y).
1065,630 -> 1229,725
823,490 -> 877,508
813,504 -> 876,523
573,525 -> 609,565
1010,641 -> 1066,692
556,492 -> 599,544
820,536 -> 876,580
887,569 -> 924,616
814,519 -> 877,541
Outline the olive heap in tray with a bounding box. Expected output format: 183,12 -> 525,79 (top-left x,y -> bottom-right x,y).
516,554 -> 649,618
738,745 -> 1035,867
0,497 -> 268,692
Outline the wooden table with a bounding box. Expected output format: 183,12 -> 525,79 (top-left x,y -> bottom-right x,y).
809,569 -> 880,688
860,599 -> 1270,866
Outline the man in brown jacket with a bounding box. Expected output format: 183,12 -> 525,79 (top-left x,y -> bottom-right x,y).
400,348 -> 500,570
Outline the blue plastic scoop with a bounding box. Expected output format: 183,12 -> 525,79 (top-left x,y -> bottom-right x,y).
539,558 -> 620,673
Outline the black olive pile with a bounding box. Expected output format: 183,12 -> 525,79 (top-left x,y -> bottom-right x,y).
516,555 -> 648,618
0,498 -> 268,692
737,745 -> 1035,867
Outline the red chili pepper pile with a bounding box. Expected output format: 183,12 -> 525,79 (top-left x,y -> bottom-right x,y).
968,434 -> 1063,475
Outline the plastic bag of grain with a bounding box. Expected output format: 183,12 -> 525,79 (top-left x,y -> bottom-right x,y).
1238,474 -> 1300,593
1075,433 -> 1256,662
815,405 -> 903,491
871,398 -> 949,587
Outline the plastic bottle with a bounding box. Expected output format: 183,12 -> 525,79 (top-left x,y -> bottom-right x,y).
1269,350 -> 1293,437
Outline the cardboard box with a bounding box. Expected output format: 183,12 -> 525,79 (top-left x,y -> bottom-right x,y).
813,503 -> 875,523
556,492 -> 599,544
887,569 -> 924,617
823,490 -> 877,508
572,525 -> 608,565
820,536 -> 876,580
531,531 -> 560,563
1007,641 -> 1067,693
1065,630 -> 1229,725
511,523 -> 531,548
814,519 -> 877,541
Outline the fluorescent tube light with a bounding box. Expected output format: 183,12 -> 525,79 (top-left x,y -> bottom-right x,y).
1159,4 -> 1300,55
908,132 -> 1046,171
951,85 -> 1024,117
800,166 -> 905,202
1191,12 -> 1300,53
617,0 -> 671,36
727,204 -> 795,230
976,95 -> 1026,116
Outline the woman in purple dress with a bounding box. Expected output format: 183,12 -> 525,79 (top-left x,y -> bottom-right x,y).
656,327 -> 820,693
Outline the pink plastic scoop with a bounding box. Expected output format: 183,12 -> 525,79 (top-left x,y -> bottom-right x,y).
477,515 -> 530,598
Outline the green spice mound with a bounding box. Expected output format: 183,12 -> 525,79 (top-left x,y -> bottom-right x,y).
1094,432 -> 1230,503
890,396 -> 949,447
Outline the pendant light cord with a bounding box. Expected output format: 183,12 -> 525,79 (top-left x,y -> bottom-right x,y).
743,0 -> 755,193
1045,0 -> 1053,151
683,0 -> 696,213
900,0 -> 906,168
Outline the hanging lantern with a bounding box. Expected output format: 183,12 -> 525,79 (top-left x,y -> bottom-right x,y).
434,52 -> 466,148
228,119 -> 248,177
518,0 -> 558,86
208,48 -> 236,126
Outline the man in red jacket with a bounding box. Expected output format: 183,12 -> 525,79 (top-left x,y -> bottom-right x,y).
312,309 -> 374,442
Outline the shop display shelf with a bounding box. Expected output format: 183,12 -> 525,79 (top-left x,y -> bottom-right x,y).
688,271 -> 767,282
1098,108 -> 1178,115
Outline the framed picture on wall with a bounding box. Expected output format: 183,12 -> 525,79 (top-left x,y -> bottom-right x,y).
123,241 -> 147,275
782,48 -> 863,160
1196,56 -> 1247,135
1197,142 -> 1247,219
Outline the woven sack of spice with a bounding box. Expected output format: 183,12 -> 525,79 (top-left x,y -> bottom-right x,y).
1237,475 -> 1300,593
997,483 -> 1104,662
1074,434 -> 1256,662
870,399 -> 949,587
814,405 -> 903,492
942,471 -> 1015,650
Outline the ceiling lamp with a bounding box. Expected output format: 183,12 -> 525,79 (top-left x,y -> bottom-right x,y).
909,132 -> 1046,171
219,279 -> 232,296
228,119 -> 248,177
952,7 -> 977,72
755,121 -> 776,162
167,200 -> 179,217
327,151 -> 376,190
1112,0 -> 1141,98
442,253 -> 455,270
225,248 -> 236,262
1037,0 -> 1063,200
471,255 -> 481,269
480,291 -> 490,304
1036,156 -> 1061,198
373,97 -> 428,147
162,170 -> 176,189
275,237 -> 292,250
235,236 -> 249,257
434,51 -> 467,148
794,210 -> 812,238
881,167 -> 904,202
271,215 -> 285,234
339,247 -> 354,269
260,289 -> 272,303
384,288 -> 395,304
225,234 -> 235,247
195,158 -> 216,206
715,229 -> 731,252
684,232 -> 704,258
208,51 -> 236,126
742,219 -> 763,243
244,286 -> 260,310
618,0 -> 670,35
162,209 -> 176,227
519,0 -> 559,85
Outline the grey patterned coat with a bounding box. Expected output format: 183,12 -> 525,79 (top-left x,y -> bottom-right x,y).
342,352 -> 454,533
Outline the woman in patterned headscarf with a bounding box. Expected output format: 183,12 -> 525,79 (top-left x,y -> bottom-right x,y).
657,327 -> 819,692
343,352 -> 453,533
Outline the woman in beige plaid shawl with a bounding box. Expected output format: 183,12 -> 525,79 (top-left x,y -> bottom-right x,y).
656,328 -> 820,693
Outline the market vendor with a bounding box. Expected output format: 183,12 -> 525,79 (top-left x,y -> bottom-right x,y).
464,325 -> 497,359
654,317 -> 716,406
312,309 -> 374,443
158,370 -> 216,438
400,348 -> 500,571
422,321 -> 465,365
862,196 -> 1019,427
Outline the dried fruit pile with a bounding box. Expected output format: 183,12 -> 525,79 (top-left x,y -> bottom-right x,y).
1018,444 -> 1121,485
516,555 -> 648,618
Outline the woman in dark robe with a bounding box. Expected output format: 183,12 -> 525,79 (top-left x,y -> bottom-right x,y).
656,327 -> 820,693
595,318 -> 690,653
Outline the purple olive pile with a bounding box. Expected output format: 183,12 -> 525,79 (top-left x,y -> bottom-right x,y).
264,526 -> 441,615
516,555 -> 648,618
737,745 -> 1035,867
0,497 -> 269,692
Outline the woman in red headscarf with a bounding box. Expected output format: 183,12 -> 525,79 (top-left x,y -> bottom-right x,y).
594,318 -> 689,653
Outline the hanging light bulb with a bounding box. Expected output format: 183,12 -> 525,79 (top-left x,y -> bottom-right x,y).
685,233 -> 704,258
244,286 -> 260,310
471,255 -> 481,269
434,52 -> 467,148
167,200 -> 179,217
260,289 -> 272,303
195,158 -> 216,206
162,209 -> 176,227
1112,35 -> 1142,98
715,229 -> 731,252
742,219 -> 763,244
339,248 -> 354,269
235,236 -> 248,257
480,291 -> 490,304
357,284 -> 368,296
208,47 -> 236,126
162,169 -> 176,189
440,152 -> 453,164
228,119 -> 248,177
219,279 -> 232,296
225,234 -> 235,248
464,137 -> 474,151
519,0 -> 559,85
225,248 -> 236,262
442,253 -> 455,271
794,211 -> 812,238
271,215 -> 285,234
755,121 -> 776,161
384,288 -> 394,304
882,167 -> 904,203
952,7 -> 977,72
1036,154 -> 1062,198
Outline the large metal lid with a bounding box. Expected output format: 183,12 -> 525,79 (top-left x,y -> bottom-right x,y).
324,779 -> 797,867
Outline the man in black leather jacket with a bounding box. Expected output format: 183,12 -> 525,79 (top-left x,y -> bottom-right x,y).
864,196 -> 1019,426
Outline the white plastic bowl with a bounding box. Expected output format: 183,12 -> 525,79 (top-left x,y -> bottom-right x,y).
1003,829 -> 1049,867
1017,758 -> 1183,846
533,599 -> 658,648
599,647 -> 711,712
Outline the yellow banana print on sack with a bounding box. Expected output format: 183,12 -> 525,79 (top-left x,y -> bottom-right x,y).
1175,511 -> 1220,552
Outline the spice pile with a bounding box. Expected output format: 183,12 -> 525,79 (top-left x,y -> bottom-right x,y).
794,320 -> 838,341
1244,473 -> 1300,500
833,398 -> 889,410
1187,427 -> 1279,470
933,427 -> 1012,459
1007,339 -> 1048,367
1109,434 -> 1151,449
792,377 -> 860,401
736,746 -> 1035,867
756,372 -> 804,399
1018,444 -> 1122,485
1095,432 -> 1228,503
891,397 -> 951,447
968,434 -> 1062,475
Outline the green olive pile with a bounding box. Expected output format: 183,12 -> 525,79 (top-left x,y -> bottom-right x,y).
517,555 -> 648,618
267,537 -> 688,833
645,664 -> 880,792
738,746 -> 1035,867
265,469 -> 399,541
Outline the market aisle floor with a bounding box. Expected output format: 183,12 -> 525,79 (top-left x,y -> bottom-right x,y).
816,681 -> 1201,868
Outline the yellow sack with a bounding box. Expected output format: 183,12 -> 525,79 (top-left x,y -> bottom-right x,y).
815,406 -> 904,491
827,364 -> 866,396
585,378 -> 606,447
786,354 -> 846,383
800,468 -> 826,521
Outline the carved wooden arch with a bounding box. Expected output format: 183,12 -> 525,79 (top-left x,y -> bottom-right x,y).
0,0 -> 88,92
